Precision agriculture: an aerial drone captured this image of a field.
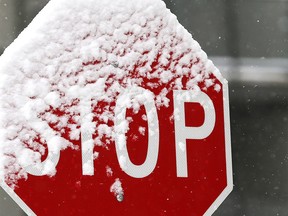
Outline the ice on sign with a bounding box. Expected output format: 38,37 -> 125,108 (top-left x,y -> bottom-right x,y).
0,0 -> 232,215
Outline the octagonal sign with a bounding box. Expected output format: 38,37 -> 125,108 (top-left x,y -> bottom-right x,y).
0,0 -> 233,215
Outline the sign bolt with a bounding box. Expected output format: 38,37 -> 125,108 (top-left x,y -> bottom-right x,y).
116,193 -> 124,202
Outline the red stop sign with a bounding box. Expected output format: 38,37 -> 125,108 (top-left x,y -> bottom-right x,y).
0,0 -> 232,215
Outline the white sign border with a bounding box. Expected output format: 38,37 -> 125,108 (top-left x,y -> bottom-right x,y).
0,181 -> 36,216
203,69 -> 233,216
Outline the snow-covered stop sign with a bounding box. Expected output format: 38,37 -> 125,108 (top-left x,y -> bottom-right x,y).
0,0 -> 232,215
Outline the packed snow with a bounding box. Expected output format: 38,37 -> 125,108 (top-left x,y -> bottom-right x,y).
0,0 -> 221,187
110,178 -> 124,201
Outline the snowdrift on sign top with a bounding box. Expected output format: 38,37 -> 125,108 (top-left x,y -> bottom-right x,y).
0,0 -> 221,186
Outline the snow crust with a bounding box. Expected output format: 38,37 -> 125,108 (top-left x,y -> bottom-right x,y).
0,0 -> 220,186
110,178 -> 124,198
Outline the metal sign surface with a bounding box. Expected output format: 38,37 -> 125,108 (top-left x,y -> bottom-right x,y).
0,0 -> 233,215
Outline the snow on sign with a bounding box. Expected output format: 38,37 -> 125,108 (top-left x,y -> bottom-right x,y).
0,0 -> 232,215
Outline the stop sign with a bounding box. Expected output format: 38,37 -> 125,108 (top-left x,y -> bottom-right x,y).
0,0 -> 232,215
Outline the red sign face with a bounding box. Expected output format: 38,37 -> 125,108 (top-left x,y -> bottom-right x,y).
0,0 -> 233,216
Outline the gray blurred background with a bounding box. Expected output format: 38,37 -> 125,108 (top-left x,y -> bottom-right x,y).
1,0 -> 288,215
